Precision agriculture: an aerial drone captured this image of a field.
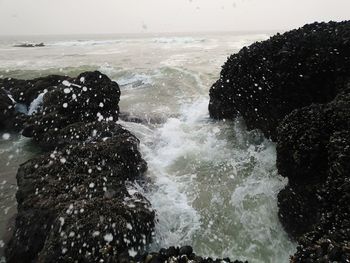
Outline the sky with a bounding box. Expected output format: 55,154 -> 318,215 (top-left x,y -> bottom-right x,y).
0,0 -> 349,35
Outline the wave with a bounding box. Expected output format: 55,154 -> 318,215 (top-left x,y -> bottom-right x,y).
48,39 -> 122,47
152,37 -> 206,44
120,97 -> 296,262
117,72 -> 156,89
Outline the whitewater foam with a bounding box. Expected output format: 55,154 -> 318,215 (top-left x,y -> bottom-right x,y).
28,91 -> 47,115
121,97 -> 296,262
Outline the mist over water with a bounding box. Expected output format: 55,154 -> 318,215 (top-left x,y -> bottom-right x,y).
0,32 -> 296,262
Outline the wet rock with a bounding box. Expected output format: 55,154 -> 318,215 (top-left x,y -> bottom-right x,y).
1,71 -> 119,135
277,87 -> 350,261
166,246 -> 178,257
209,20 -> 350,262
0,88 -> 27,131
6,121 -> 153,263
0,75 -> 68,107
0,74 -> 70,131
5,71 -> 153,263
179,245 -> 193,256
21,71 -> 120,149
37,198 -> 153,263
209,21 -> 350,140
126,246 -> 247,263
0,89 -> 15,130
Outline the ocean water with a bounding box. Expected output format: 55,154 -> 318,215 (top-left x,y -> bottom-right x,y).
0,32 -> 296,262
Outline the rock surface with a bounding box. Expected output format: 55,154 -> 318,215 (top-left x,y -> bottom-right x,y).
0,89 -> 16,129
278,90 -> 350,262
209,21 -> 350,262
13,43 -> 45,48
0,75 -> 68,108
117,246 -> 248,263
209,21 -> 350,140
6,123 -> 154,263
22,71 -> 120,149
0,88 -> 27,131
4,72 -> 155,263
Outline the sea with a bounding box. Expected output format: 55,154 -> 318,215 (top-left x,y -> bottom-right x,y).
0,32 -> 296,262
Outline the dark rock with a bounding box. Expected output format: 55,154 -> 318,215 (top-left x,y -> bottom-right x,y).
277,91 -> 350,245
112,247 -> 247,263
166,246 -> 178,257
6,122 -> 153,263
149,254 -> 165,263
0,89 -> 15,130
5,71 -> 153,263
20,71 -> 120,149
178,255 -> 188,263
209,21 -> 350,140
134,251 -> 148,262
276,75 -> 350,261
209,20 -> 350,262
13,43 -> 45,48
158,248 -> 168,259
0,75 -> 68,107
179,245 -> 193,256
0,88 -> 27,131
277,185 -> 319,238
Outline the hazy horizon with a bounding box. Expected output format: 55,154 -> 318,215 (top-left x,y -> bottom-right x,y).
0,0 -> 349,36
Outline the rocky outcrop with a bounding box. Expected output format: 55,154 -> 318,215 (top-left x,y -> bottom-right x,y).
6,123 -> 154,263
209,21 -> 350,140
13,43 -> 45,48
4,72 -> 155,263
22,71 -> 120,149
0,74 -> 69,131
209,21 -> 350,262
0,89 -> 16,129
0,88 -> 27,130
116,245 -> 247,263
0,75 -> 67,108
277,90 -> 350,262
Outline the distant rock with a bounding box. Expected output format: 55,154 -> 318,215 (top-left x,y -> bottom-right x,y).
13,42 -> 45,48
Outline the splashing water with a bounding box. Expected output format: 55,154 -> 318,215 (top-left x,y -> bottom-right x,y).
28,91 -> 47,115
122,97 -> 296,263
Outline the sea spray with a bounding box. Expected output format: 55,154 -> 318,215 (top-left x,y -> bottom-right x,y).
28,91 -> 47,115
122,98 -> 296,263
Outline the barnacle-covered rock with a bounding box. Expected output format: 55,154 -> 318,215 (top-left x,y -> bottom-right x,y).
209,21 -> 350,140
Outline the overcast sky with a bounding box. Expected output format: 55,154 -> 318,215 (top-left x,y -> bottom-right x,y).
0,0 -> 349,35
